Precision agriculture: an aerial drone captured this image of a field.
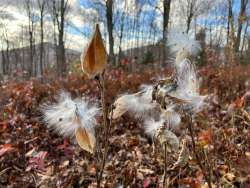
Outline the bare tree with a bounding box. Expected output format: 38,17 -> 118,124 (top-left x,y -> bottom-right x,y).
225,0 -> 237,64
1,29 -> 10,74
106,0 -> 115,64
235,0 -> 249,52
248,36 -> 250,54
163,0 -> 171,64
186,0 -> 195,33
178,0 -> 212,33
38,0 -> 46,75
117,1 -> 127,64
25,0 -> 35,76
240,19 -> 249,54
51,0 -> 69,76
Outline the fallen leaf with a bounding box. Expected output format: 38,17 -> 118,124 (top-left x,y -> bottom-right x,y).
27,151 -> 48,172
245,152 -> 250,159
137,168 -> 154,175
0,144 -> 14,157
25,148 -> 36,157
234,96 -> 244,108
59,160 -> 69,169
143,177 -> 151,188
198,129 -> 213,146
225,172 -> 236,182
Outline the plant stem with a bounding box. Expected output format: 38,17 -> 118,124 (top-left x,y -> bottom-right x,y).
187,115 -> 212,188
96,73 -> 110,188
163,143 -> 167,187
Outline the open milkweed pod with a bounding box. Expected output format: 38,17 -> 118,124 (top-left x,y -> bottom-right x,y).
160,108 -> 181,130
154,125 -> 180,152
161,130 -> 179,152
111,86 -> 155,119
176,49 -> 190,63
111,95 -> 131,119
167,28 -> 201,58
174,58 -> 207,113
81,24 -> 107,78
74,115 -> 96,154
75,127 -> 95,154
42,92 -> 99,154
144,116 -> 180,150
171,138 -> 189,170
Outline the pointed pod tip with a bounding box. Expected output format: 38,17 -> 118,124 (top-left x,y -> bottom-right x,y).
95,23 -> 100,30
81,24 -> 107,78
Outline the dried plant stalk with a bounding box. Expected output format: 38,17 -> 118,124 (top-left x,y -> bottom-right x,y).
186,115 -> 212,188
171,138 -> 189,170
96,74 -> 110,188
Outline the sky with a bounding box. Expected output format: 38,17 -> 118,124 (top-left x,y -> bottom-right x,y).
0,0 -> 248,53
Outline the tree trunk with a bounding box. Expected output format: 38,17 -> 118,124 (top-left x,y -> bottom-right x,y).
106,0 -> 115,65
26,0 -> 34,77
248,37 -> 250,53
228,0 -> 235,50
226,3 -> 230,45
21,26 -> 25,71
235,0 -> 248,52
227,0 -> 236,65
1,46 -> 6,74
118,9 -> 125,65
52,0 -> 58,72
39,0 -> 45,75
163,0 -> 171,65
29,29 -> 34,76
186,1 -> 194,33
6,39 -> 10,73
240,20 -> 249,54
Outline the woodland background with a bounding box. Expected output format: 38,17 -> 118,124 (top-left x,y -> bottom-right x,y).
0,0 -> 250,187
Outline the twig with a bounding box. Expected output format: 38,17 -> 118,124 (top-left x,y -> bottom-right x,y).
163,143 -> 167,187
162,142 -> 171,188
186,115 -> 212,188
96,72 -> 111,188
31,173 -> 37,188
241,109 -> 250,122
0,167 -> 11,176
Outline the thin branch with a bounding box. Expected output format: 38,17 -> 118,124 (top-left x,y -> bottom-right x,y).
96,72 -> 112,188
187,115 -> 212,188
163,142 -> 168,187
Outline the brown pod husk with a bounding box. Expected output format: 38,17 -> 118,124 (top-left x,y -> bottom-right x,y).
81,24 -> 107,78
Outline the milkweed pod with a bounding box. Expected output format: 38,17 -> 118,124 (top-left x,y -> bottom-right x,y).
81,24 -> 107,78
75,127 -> 96,154
157,129 -> 180,152
171,139 -> 189,169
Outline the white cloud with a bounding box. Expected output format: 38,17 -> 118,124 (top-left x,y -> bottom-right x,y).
0,0 -> 96,52
65,32 -> 88,52
115,0 -> 143,17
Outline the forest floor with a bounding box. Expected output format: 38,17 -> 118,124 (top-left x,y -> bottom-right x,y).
0,65 -> 250,188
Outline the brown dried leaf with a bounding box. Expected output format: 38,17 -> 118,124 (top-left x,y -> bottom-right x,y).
0,144 -> 14,157
198,129 -> 213,146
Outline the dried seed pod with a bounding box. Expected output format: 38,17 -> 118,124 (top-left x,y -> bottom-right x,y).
171,138 -> 189,170
43,92 -> 98,154
81,24 -> 107,78
75,126 -> 95,154
152,78 -> 189,110
111,86 -> 155,119
154,124 -> 180,152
